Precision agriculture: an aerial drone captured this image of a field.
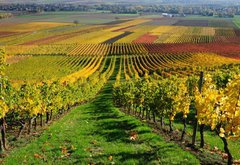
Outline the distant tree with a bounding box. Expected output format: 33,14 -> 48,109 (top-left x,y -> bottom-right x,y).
73,20 -> 79,25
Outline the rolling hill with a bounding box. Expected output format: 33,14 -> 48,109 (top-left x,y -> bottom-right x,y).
0,0 -> 239,5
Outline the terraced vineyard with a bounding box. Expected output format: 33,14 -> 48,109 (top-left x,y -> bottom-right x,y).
0,15 -> 240,164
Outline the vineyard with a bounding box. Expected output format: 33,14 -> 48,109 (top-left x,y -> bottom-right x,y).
0,14 -> 240,164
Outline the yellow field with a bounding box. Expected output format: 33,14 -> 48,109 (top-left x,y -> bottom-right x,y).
56,30 -> 123,44
187,53 -> 239,66
0,22 -> 72,32
105,19 -> 150,32
116,25 -> 156,43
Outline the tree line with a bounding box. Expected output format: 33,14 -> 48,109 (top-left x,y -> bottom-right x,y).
0,3 -> 239,17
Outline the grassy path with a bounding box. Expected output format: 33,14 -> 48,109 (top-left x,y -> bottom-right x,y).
3,80 -> 200,164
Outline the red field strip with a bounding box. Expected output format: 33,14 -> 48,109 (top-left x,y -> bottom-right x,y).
143,43 -> 240,59
0,31 -> 17,37
133,33 -> 158,43
0,31 -> 28,38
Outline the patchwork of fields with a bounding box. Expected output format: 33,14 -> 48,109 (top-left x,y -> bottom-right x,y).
2,15 -> 240,82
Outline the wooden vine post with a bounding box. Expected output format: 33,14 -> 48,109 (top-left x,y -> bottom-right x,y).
192,71 -> 204,147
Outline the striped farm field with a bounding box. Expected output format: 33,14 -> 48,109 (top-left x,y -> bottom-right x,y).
3,42 -> 240,58
6,55 -> 92,82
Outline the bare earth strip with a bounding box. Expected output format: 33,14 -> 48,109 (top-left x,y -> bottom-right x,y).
102,31 -> 133,44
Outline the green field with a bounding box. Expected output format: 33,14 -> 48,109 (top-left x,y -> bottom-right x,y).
0,11 -> 139,24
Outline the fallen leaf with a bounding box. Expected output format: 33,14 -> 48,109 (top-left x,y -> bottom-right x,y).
34,153 -> 43,159
32,132 -> 39,135
59,146 -> 71,158
129,131 -> 138,141
233,159 -> 240,164
60,146 -> 68,154
108,155 -> 113,161
213,146 -> 219,151
222,153 -> 228,160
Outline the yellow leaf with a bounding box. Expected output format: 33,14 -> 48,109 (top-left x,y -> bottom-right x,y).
219,133 -> 225,138
108,155 -> 113,161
